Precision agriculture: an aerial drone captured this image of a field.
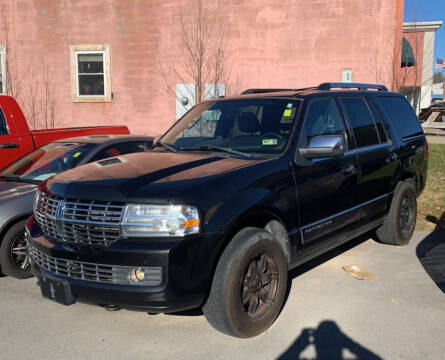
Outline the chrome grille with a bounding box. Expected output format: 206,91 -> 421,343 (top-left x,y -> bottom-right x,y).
29,247 -> 114,283
29,247 -> 163,286
34,192 -> 124,248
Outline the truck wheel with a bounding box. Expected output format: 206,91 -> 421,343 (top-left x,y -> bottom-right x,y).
203,227 -> 288,337
375,180 -> 417,246
0,220 -> 32,279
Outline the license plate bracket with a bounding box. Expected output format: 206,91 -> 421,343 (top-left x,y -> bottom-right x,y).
40,277 -> 76,306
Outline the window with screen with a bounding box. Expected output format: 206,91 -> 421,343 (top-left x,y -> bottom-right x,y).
340,98 -> 380,148
378,96 -> 422,139
70,45 -> 111,102
302,98 -> 344,146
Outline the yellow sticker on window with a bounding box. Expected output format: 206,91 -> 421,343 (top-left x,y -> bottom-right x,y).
283,109 -> 292,117
73,152 -> 81,158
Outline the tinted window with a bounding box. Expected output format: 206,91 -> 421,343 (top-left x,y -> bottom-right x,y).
0,108 -> 7,135
366,99 -> 389,143
341,98 -> 380,148
91,141 -> 149,162
0,142 -> 96,181
302,98 -> 344,146
160,99 -> 302,154
378,96 -> 422,139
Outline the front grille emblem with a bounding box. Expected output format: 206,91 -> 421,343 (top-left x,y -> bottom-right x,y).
55,200 -> 66,236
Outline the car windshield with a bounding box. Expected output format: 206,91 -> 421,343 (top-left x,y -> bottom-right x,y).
159,98 -> 301,155
0,142 -> 96,182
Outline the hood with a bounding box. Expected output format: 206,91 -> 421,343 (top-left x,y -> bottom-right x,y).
45,152 -> 259,202
0,180 -> 37,204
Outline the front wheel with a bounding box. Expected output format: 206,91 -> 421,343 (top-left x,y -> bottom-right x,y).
0,220 -> 32,279
203,227 -> 288,338
375,180 -> 417,246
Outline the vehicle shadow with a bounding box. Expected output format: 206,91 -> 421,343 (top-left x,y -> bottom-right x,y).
416,214 -> 445,293
276,320 -> 383,360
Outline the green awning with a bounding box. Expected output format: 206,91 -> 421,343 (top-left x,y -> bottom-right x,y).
401,37 -> 416,67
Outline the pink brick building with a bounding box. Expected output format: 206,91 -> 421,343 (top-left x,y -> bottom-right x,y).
0,0 -> 404,136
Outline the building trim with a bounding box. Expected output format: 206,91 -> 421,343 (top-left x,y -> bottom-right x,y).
403,21 -> 443,33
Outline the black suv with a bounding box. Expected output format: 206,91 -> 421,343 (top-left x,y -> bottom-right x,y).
27,83 -> 428,337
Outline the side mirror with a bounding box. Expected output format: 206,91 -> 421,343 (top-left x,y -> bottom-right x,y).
180,97 -> 189,106
299,135 -> 345,159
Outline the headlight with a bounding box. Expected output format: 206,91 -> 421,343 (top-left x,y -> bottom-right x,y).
121,204 -> 200,237
33,191 -> 42,212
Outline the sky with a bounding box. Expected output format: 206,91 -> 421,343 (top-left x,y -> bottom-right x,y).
404,0 -> 445,67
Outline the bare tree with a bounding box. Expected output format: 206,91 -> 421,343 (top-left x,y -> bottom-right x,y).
158,0 -> 230,110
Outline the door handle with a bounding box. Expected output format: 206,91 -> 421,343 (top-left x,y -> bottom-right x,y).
343,163 -> 357,175
0,142 -> 19,149
386,153 -> 398,163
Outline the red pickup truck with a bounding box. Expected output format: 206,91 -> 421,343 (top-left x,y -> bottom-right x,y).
0,96 -> 130,169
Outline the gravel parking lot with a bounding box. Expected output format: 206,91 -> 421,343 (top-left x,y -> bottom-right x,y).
0,231 -> 444,360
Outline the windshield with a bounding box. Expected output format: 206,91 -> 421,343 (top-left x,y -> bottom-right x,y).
0,142 -> 96,182
160,98 -> 301,155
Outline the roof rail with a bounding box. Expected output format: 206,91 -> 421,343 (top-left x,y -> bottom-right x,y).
317,83 -> 388,91
241,87 -> 319,95
241,89 -> 293,94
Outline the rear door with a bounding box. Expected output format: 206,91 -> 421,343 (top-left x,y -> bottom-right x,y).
293,97 -> 361,257
338,96 -> 396,223
0,105 -> 22,169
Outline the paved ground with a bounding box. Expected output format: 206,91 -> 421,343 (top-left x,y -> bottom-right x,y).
0,231 -> 444,360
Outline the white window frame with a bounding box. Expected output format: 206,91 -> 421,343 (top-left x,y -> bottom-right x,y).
70,44 -> 111,102
0,45 -> 7,95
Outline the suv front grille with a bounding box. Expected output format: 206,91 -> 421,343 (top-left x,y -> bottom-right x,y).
30,247 -> 115,283
34,192 -> 124,248
29,247 -> 163,286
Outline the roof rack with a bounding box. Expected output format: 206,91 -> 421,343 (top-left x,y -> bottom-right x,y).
241,89 -> 294,94
241,87 -> 318,95
317,83 -> 388,91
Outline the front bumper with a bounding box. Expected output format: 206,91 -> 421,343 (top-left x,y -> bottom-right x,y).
27,217 -> 223,313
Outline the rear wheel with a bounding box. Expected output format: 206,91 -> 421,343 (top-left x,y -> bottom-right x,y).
203,227 -> 288,337
375,180 -> 417,246
0,220 -> 32,279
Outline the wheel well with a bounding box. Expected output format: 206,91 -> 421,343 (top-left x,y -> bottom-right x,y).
398,172 -> 418,191
202,211 -> 291,306
0,215 -> 31,245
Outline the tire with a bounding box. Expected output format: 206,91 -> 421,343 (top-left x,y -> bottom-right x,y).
203,227 -> 288,338
0,220 -> 32,279
375,180 -> 417,246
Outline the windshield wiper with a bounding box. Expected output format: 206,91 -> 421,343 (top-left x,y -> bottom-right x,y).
180,145 -> 252,158
152,141 -> 179,153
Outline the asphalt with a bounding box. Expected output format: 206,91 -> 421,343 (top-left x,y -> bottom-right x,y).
0,231 -> 444,360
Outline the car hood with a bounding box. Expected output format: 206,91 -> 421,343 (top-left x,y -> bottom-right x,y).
0,180 -> 37,204
45,152 -> 260,202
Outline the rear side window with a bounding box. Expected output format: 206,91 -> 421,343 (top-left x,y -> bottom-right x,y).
0,108 -> 7,135
340,98 -> 379,148
302,98 -> 344,146
378,96 -> 422,139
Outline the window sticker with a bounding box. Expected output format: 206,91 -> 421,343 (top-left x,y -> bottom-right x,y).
287,103 -> 293,109
73,152 -> 82,158
281,108 -> 296,123
283,109 -> 292,117
262,138 -> 278,146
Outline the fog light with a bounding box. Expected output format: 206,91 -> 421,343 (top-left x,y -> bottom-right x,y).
129,268 -> 145,283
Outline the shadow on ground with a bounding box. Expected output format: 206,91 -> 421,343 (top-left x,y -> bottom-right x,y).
276,320 -> 383,360
416,217 -> 445,293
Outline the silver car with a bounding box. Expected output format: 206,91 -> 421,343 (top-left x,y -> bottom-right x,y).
0,135 -> 153,278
